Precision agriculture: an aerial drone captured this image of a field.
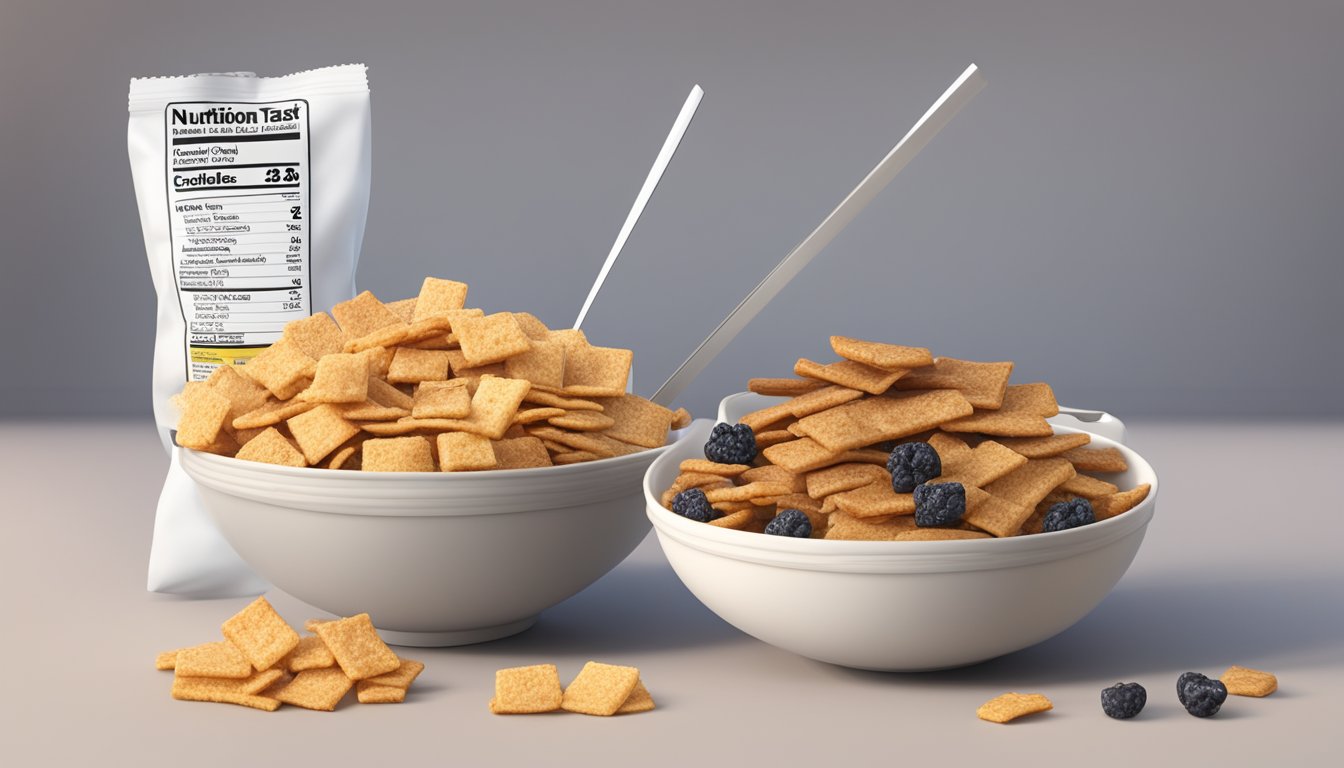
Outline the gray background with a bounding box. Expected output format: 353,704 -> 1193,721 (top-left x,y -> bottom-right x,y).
1,0 -> 1340,420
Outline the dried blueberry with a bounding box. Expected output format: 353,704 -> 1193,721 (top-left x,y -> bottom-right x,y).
913,482 -> 966,527
1042,497 -> 1096,533
764,508 -> 812,538
888,441 -> 941,493
1100,682 -> 1147,719
704,422 -> 757,465
1179,673 -> 1228,718
671,488 -> 717,523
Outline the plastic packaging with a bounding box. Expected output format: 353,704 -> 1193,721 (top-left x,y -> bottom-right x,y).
128,65 -> 371,595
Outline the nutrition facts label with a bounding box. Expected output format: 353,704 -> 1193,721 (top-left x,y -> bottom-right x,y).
165,99 -> 310,380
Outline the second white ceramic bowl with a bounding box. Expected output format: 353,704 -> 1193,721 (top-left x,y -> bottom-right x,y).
644,396 -> 1157,671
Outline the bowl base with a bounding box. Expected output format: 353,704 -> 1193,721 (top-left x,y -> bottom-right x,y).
379,617 -> 537,647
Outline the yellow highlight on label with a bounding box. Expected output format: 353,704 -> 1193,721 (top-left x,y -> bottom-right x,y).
190,346 -> 265,367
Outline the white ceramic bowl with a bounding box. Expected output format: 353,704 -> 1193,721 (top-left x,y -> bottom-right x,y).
644,395 -> 1158,671
183,434 -> 688,647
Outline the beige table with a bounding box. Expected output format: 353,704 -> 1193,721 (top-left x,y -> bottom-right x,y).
2,421 -> 1338,765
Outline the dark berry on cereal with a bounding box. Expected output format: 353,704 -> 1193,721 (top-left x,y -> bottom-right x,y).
704,422 -> 757,465
1042,497 -> 1095,533
764,509 -> 812,538
1100,682 -> 1147,719
1179,673 -> 1227,718
887,441 -> 941,493
671,488 -> 717,523
913,482 -> 966,527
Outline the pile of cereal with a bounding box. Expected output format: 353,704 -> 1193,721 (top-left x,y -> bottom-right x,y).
660,335 -> 1150,540
156,597 -> 423,711
173,277 -> 689,471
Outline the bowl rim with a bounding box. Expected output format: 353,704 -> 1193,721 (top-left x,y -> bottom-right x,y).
183,426 -> 690,482
643,409 -> 1158,574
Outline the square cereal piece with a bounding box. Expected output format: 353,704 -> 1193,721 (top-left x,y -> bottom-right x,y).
174,641 -> 252,679
363,658 -> 425,689
287,404 -> 360,465
171,677 -> 282,711
1092,484 -> 1151,521
591,394 -> 675,449
994,432 -> 1091,459
941,383 -> 1059,437
671,407 -> 692,430
503,338 -> 566,389
1056,473 -> 1119,499
464,375 -> 533,439
437,431 -> 497,471
926,431 -> 973,463
561,662 -> 641,716
511,312 -> 551,340
232,398 -> 316,431
962,486 -> 1034,538
412,380 -> 472,419
271,667 -> 354,711
385,298 -> 417,323
455,312 -> 532,367
357,346 -> 394,379
547,411 -> 615,432
805,463 -> 890,499
412,277 -> 470,320
155,649 -> 178,671
738,402 -> 795,433
615,679 -> 655,714
283,635 -> 336,672
363,436 -> 436,472
678,459 -> 751,476
356,682 -> 407,704
936,440 -> 1028,488
892,357 -> 1015,410
977,692 -> 1053,723
1220,665 -> 1278,697
783,385 -> 865,418
367,376 -> 414,410
491,437 -> 553,469
174,668 -> 286,698
332,291 -> 405,338
546,328 -> 589,350
824,512 -> 918,541
982,458 -> 1076,512
203,365 -> 270,424
176,387 -> 232,450
1060,446 -> 1128,473
243,337 -> 318,400
283,312 -> 346,359
553,450 -> 603,465
523,390 -> 604,411
221,596 -> 301,672
760,438 -> 848,474
748,377 -> 825,397
830,481 -> 914,518
892,528 -> 991,541
794,358 -> 908,395
234,427 -> 306,467
562,345 -> 632,397
794,390 -> 975,452
301,354 -> 370,403
311,613 -> 401,680
492,664 -> 563,714
829,336 -> 933,370
387,348 -> 451,384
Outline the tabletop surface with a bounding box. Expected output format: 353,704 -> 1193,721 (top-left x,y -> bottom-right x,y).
2,419 -> 1339,766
